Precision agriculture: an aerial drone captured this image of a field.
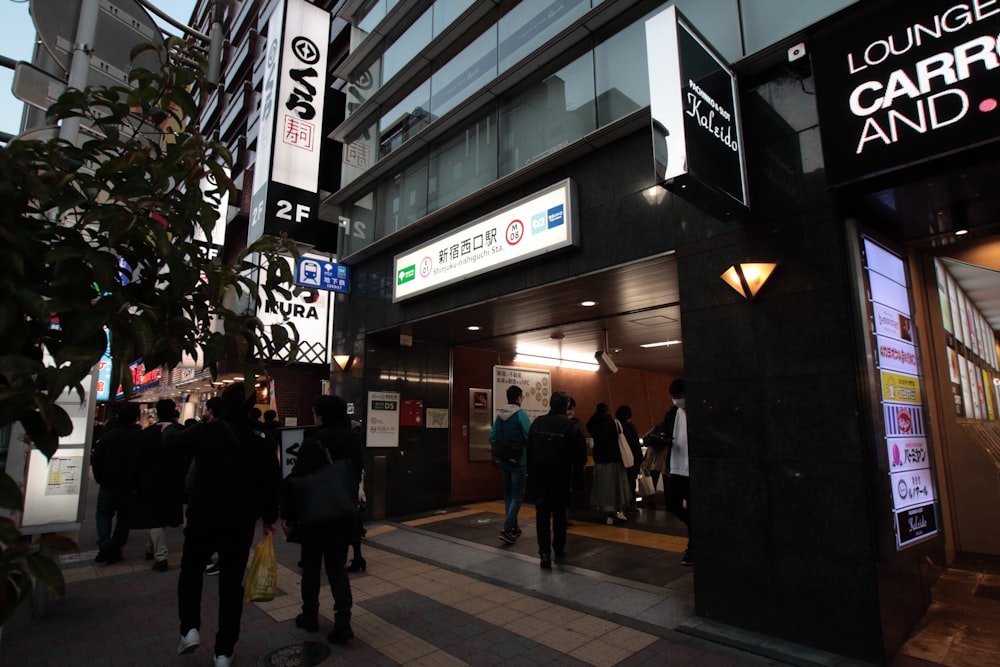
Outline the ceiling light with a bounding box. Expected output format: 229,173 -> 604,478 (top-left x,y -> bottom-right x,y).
467,325 -> 481,331
580,300 -> 597,307
640,340 -> 682,348
513,350 -> 599,372
954,229 -> 969,236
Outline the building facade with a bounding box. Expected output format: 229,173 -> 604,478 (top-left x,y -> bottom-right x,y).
195,0 -> 1000,662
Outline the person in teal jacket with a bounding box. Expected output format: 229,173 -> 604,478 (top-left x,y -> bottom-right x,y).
489,385 -> 532,544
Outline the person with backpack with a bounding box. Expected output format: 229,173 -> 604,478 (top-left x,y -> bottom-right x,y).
488,385 -> 532,544
525,391 -> 587,569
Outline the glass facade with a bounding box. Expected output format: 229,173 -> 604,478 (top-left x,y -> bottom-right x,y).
338,0 -> 861,255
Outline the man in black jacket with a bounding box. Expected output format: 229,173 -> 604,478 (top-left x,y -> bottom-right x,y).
525,391 -> 587,570
91,402 -> 141,564
171,384 -> 281,667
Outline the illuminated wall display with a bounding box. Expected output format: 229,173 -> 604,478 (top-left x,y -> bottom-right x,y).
248,0 -> 332,249
934,258 -> 1000,419
256,254 -> 333,364
492,366 -> 551,423
646,6 -> 748,216
392,179 -> 578,302
860,236 -> 940,549
367,391 -> 400,448
813,2 -> 1000,185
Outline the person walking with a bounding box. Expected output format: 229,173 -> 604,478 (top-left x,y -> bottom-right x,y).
614,405 -> 644,513
525,391 -> 587,569
488,385 -> 531,545
665,379 -> 693,566
282,394 -> 361,644
641,404 -> 677,510
171,384 -> 281,667
131,399 -> 183,572
91,402 -> 141,565
588,403 -> 630,525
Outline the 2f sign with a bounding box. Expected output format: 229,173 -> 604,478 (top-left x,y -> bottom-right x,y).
276,200 -> 311,223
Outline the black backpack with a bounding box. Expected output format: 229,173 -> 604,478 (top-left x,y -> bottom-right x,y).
528,423 -> 572,474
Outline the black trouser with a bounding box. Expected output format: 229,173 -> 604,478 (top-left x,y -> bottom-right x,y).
300,542 -> 352,624
95,485 -> 130,551
178,521 -> 256,658
535,501 -> 568,557
665,474 -> 691,548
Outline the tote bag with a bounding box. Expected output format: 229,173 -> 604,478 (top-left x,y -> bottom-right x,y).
297,460 -> 358,528
614,419 -> 634,468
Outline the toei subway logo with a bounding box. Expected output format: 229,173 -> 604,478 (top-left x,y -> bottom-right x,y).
845,2 -> 1000,155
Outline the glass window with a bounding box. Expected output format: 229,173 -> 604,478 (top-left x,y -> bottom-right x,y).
499,53 -> 596,176
428,112 -> 498,213
430,25 -> 498,118
672,0 -> 743,63
357,0 -> 401,35
378,81 -> 431,158
376,160 -> 429,238
432,0 -> 476,38
341,191 -> 376,257
594,18 -> 649,127
341,121 -> 378,189
740,0 -> 856,56
498,0 -> 590,74
344,54 -> 381,120
383,7 -> 433,83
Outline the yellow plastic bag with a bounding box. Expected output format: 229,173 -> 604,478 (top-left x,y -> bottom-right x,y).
244,533 -> 277,602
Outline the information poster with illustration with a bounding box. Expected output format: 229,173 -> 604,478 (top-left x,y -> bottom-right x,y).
492,366 -> 551,422
367,391 -> 400,448
860,236 -> 940,550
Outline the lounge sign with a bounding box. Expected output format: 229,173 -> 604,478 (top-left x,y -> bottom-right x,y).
392,180 -> 578,302
248,0 -> 332,248
646,6 -> 748,216
812,1 -> 1000,185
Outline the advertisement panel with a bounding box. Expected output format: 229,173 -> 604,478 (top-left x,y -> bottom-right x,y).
248,0 -> 333,249
256,254 -> 333,364
860,235 -> 940,549
812,2 -> 1000,185
392,180 -> 577,302
492,366 -> 551,422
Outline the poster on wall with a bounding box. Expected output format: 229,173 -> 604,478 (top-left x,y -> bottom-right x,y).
367,391 -> 400,448
492,366 -> 551,422
860,235 -> 940,549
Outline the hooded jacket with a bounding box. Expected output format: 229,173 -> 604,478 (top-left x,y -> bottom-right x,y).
488,404 -> 532,465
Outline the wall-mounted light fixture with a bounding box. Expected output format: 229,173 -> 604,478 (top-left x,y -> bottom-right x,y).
333,354 -> 354,372
720,262 -> 777,300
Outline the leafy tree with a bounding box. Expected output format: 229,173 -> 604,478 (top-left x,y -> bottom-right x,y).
0,38 -> 299,623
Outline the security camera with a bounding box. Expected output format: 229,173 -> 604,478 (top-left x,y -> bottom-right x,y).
787,42 -> 807,63
595,350 -> 618,374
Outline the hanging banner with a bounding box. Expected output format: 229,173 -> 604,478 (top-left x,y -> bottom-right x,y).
256,253 -> 333,364
248,0 -> 334,249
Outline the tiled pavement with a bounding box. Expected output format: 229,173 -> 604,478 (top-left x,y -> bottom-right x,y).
1,492 -> 996,666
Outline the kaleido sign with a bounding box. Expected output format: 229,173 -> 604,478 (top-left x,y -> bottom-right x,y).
646,6 -> 748,217
813,1 -> 1000,185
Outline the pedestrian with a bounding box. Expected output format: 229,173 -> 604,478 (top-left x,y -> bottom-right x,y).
262,409 -> 280,438
131,399 -> 183,572
488,385 -> 531,545
565,396 -> 583,527
196,396 -> 224,577
641,404 -> 677,510
281,394 -> 360,645
172,384 -> 281,667
587,403 -> 630,525
91,402 -> 141,565
665,379 -> 693,566
614,405 -> 644,513
525,391 -> 587,569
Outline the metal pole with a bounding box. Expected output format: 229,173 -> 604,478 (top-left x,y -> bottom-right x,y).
58,0 -> 100,145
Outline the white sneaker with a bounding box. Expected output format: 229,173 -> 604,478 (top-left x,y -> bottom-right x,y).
615,511 -> 628,521
177,628 -> 200,655
214,655 -> 233,667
